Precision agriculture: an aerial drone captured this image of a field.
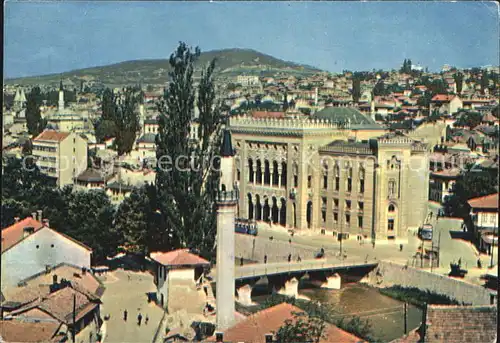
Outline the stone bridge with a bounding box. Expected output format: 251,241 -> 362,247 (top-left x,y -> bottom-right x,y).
212,259 -> 377,306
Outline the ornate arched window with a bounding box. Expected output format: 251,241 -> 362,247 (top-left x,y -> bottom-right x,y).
388,179 -> 396,197
323,162 -> 328,189
388,204 -> 395,212
334,164 -> 340,191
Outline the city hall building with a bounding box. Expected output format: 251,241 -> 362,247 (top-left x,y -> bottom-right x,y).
229,106 -> 430,243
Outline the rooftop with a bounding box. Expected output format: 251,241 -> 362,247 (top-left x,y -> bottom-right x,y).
312,106 -> 382,130
467,193 -> 499,210
33,130 -> 70,142
206,303 -> 363,343
1,217 -> 44,253
150,249 -> 210,267
422,304 -> 497,343
0,320 -> 62,342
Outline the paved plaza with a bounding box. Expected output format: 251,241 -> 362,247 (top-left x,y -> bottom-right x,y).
99,270 -> 165,343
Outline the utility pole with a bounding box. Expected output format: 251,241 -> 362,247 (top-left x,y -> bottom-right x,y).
437,231 -> 441,268
404,302 -> 408,335
72,293 -> 76,342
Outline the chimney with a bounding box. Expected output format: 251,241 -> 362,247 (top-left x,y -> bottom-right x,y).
215,332 -> 223,342
37,210 -> 42,222
14,217 -> 20,223
42,219 -> 50,227
52,274 -> 58,285
31,212 -> 37,220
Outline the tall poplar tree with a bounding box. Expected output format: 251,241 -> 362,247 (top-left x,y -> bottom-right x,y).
25,87 -> 46,136
155,42 -> 223,260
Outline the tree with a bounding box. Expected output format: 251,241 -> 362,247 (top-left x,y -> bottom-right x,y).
351,73 -> 362,103
274,311 -> 327,343
155,42 -> 223,260
113,88 -> 142,156
455,111 -> 482,129
283,93 -> 289,112
64,189 -> 117,262
444,167 -> 499,218
453,72 -> 464,94
480,73 -> 489,94
26,87 -> 46,136
113,184 -> 164,254
373,81 -> 387,96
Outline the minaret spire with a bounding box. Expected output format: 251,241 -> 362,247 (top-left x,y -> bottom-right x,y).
58,80 -> 65,111
215,128 -> 237,331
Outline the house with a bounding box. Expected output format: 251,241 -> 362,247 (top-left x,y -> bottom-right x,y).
149,249 -> 211,314
1,214 -> 92,292
1,262 -> 104,318
430,95 -> 463,115
206,303 -> 364,343
75,169 -> 113,190
32,130 -> 88,188
429,168 -> 460,204
6,286 -> 102,343
468,193 -> 499,254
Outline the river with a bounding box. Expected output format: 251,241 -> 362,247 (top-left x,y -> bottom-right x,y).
248,280 -> 423,342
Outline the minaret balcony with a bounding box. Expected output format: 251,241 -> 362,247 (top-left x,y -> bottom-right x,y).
215,189 -> 239,204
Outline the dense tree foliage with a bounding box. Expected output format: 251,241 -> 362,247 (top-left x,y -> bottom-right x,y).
1,157 -> 118,262
454,111 -> 482,129
400,59 -> 412,74
113,185 -> 164,254
93,87 -> 142,151
274,311 -> 327,343
444,166 -> 499,218
25,87 -> 47,137
155,42 -> 223,260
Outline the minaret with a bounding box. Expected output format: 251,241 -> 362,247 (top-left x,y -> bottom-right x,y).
58,80 -> 65,111
215,129 -> 237,331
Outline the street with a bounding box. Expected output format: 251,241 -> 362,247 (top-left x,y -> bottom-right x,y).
99,270 -> 164,343
252,202 -> 496,285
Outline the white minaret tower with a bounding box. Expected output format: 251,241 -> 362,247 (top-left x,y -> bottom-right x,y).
58,80 -> 65,112
215,129 -> 237,331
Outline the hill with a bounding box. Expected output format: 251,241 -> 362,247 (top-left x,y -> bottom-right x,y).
4,48 -> 323,87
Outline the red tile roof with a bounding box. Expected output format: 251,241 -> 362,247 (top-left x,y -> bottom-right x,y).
467,193 -> 499,210
0,320 -> 62,342
1,217 -> 44,252
431,94 -> 456,102
34,130 -> 70,142
150,249 -> 210,266
251,111 -> 286,119
10,286 -> 99,325
206,303 -> 364,343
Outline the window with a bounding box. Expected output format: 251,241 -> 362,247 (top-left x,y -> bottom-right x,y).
333,212 -> 338,223
388,219 -> 394,231
323,164 -> 328,189
307,175 -> 312,188
333,198 -> 339,209
294,175 -> 298,187
345,214 -> 351,224
388,204 -> 395,212
334,165 -> 340,191
345,200 -> 351,210
237,169 -> 241,181
322,197 -> 327,209
491,214 -> 497,224
347,167 -> 353,192
388,180 -> 396,197
358,202 -> 364,210
322,210 -> 326,224
358,216 -> 363,228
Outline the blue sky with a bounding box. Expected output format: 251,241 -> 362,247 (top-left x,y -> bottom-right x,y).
4,1 -> 499,78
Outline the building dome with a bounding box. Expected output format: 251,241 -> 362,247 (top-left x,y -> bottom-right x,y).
312,107 -> 382,129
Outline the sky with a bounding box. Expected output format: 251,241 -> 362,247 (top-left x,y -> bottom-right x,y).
4,1 -> 500,79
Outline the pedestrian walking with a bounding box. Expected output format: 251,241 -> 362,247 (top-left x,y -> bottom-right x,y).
297,255 -> 302,262
264,255 -> 267,264
289,239 -> 292,244
137,313 -> 142,326
269,236 -> 274,241
240,256 -> 244,266
123,310 -> 127,321
477,258 -> 482,269
288,253 -> 292,262
400,244 -> 403,252
128,274 -> 131,281
372,241 -> 375,249
458,258 -> 462,266
145,315 -> 149,325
